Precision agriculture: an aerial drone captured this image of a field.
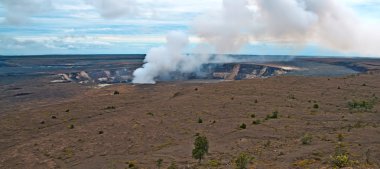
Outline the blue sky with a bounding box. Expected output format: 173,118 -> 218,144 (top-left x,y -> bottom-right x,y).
0,0 -> 379,56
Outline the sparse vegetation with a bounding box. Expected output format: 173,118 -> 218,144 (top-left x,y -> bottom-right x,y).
252,119 -> 261,125
198,117 -> 203,124
167,162 -> 178,169
337,134 -> 344,141
348,100 -> 375,111
330,143 -> 358,168
301,133 -> 312,145
293,159 -> 316,168
239,123 -> 247,129
288,94 -> 296,99
235,152 -> 253,169
208,159 -> 221,168
250,114 -> 256,118
313,104 -> 319,109
192,135 -> 209,163
105,106 -> 116,110
331,154 -> 350,168
156,159 -> 163,169
127,161 -> 138,169
265,111 -> 278,120
68,124 -> 74,129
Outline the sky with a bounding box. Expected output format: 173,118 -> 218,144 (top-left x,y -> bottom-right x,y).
0,0 -> 379,56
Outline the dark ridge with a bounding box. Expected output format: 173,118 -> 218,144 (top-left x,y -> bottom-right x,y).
13,93 -> 33,97
0,54 -> 146,60
330,62 -> 368,72
6,87 -> 22,91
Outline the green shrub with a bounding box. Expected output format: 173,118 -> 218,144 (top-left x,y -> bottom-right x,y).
156,159 -> 163,169
348,100 -> 375,111
252,119 -> 261,125
331,154 -> 350,168
235,152 -> 253,169
266,111 -> 278,120
313,104 -> 319,109
208,159 -> 221,168
68,124 -> 74,129
337,134 -> 344,142
330,143 -> 358,168
167,162 -> 178,169
301,133 -> 312,145
192,135 -> 209,163
198,118 -> 203,123
127,161 -> 138,169
250,114 -> 256,118
239,123 -> 247,129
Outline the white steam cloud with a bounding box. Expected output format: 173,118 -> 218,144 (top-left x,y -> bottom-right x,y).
133,0 -> 380,84
132,31 -> 190,84
0,0 -> 52,25
194,0 -> 380,56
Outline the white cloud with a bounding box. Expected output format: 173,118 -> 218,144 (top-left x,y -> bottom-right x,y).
0,0 -> 52,25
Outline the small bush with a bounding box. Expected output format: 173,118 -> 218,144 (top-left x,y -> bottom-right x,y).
348,100 -> 375,111
266,111 -> 278,120
293,159 -> 316,168
235,152 -> 253,169
313,104 -> 319,109
167,162 -> 178,169
198,118 -> 203,123
301,133 -> 312,145
239,123 -> 247,129
208,159 -> 221,168
330,142 -> 358,168
250,114 -> 256,118
68,124 -> 74,129
113,91 -> 120,95
252,119 -> 261,125
105,106 -> 116,110
331,154 -> 350,168
192,135 -> 209,163
126,161 -> 138,169
156,159 -> 163,169
337,134 -> 344,142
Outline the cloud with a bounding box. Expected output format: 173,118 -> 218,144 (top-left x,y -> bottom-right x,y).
85,0 -> 139,19
0,35 -> 112,53
0,0 -> 52,25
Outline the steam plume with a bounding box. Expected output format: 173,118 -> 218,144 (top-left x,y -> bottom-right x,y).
133,0 -> 380,84
132,31 -> 190,84
194,0 -> 380,56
